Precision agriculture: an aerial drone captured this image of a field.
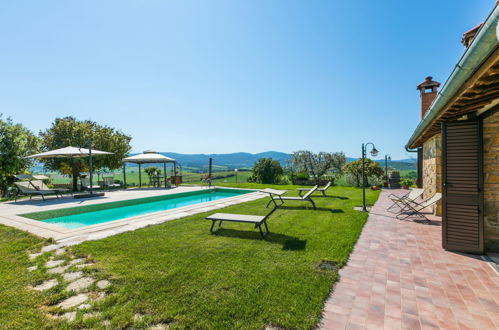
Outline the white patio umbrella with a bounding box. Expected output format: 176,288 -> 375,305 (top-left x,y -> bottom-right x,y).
27,146 -> 113,195
27,146 -> 113,158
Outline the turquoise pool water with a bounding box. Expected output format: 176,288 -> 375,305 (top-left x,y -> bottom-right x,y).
41,189 -> 251,229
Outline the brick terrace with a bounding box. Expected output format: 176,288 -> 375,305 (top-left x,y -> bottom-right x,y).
319,189 -> 499,329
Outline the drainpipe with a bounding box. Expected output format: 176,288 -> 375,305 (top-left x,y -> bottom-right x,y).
406,5 -> 499,149
406,146 -> 423,188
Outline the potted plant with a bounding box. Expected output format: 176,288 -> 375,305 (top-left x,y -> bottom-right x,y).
400,178 -> 413,189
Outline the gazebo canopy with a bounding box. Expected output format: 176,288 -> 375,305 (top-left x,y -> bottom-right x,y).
122,150 -> 175,164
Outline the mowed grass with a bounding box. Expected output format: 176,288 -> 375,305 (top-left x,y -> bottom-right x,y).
45,169 -> 252,186
0,225 -> 59,329
65,185 -> 380,329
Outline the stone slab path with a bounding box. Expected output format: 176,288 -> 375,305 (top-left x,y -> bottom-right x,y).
319,189 -> 499,330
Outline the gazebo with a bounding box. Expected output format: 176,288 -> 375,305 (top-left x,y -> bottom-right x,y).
122,150 -> 177,188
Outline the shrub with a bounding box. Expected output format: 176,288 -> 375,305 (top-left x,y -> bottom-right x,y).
248,158 -> 283,184
295,172 -> 309,180
400,178 -> 414,188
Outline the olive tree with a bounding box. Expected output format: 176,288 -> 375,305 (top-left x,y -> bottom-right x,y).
248,158 -> 283,184
0,116 -> 40,196
39,117 -> 132,191
342,158 -> 384,187
289,151 -> 345,184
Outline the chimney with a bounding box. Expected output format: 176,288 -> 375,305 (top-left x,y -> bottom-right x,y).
461,23 -> 482,48
416,76 -> 440,119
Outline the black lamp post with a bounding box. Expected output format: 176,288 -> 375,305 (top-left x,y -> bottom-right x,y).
361,142 -> 379,212
384,154 -> 391,183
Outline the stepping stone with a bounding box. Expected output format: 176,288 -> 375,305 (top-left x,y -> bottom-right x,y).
61,312 -> 77,321
133,313 -> 144,321
45,260 -> 64,268
96,280 -> 111,289
27,266 -> 38,272
29,252 -> 42,260
32,279 -> 58,291
67,277 -> 94,292
70,258 -> 85,265
102,320 -> 111,327
93,291 -> 107,301
63,271 -> 83,282
75,263 -> 94,269
77,303 -> 91,310
54,248 -> 66,256
42,244 -> 60,252
48,265 -> 70,274
149,324 -> 168,330
57,294 -> 89,309
83,312 -> 101,320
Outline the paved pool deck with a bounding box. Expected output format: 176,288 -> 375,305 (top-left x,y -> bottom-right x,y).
0,186 -> 264,246
319,189 -> 499,330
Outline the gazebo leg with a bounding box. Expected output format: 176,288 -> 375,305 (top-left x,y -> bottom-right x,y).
123,163 -> 127,189
139,163 -> 142,188
164,162 -> 167,188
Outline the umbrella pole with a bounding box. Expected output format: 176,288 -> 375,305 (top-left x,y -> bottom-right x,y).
123,163 -> 127,189
89,147 -> 93,195
164,162 -> 167,188
139,163 -> 142,188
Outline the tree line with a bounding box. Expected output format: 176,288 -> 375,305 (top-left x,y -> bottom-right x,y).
0,115 -> 131,195
248,151 -> 384,186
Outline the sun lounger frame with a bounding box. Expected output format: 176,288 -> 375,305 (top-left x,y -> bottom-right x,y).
206,208 -> 276,238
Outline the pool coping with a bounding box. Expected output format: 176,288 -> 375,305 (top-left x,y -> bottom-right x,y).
0,186 -> 266,246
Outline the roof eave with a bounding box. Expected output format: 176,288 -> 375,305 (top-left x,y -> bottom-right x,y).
406,5 -> 499,150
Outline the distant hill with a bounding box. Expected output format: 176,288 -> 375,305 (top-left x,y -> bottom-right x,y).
346,157 -> 416,171
164,152 -> 415,171
160,151 -> 289,169
30,151 -> 416,172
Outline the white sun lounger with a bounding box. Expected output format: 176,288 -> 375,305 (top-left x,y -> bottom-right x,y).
296,181 -> 332,196
30,180 -> 70,197
387,188 -> 424,212
14,182 -> 59,202
263,185 -> 318,209
206,208 -> 276,238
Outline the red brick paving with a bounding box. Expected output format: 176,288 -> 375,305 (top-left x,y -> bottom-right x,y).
319,189 -> 499,329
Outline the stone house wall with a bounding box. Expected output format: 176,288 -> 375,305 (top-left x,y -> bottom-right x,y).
422,133 -> 442,216
483,110 -> 499,251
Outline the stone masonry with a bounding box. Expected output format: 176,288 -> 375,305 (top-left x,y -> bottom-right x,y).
483,110 -> 499,251
422,133 -> 442,216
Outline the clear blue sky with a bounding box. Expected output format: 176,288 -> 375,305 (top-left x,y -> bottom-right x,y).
0,1 -> 494,159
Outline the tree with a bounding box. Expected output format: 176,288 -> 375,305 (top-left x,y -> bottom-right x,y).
0,115 -> 40,196
289,151 -> 346,184
248,158 -> 283,184
342,158 -> 384,187
144,166 -> 161,184
39,117 -> 132,191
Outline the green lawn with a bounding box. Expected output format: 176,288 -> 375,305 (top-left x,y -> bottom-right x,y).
68,184 -> 379,328
0,225 -> 60,329
43,169 -> 252,187
0,185 -> 379,329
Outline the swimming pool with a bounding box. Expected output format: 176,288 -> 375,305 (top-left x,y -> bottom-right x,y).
20,189 -> 252,229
